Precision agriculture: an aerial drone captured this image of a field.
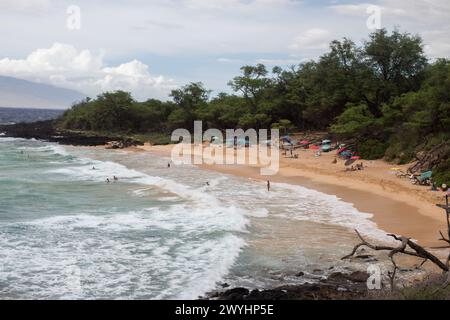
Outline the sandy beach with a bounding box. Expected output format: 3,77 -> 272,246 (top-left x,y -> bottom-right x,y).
130,143 -> 449,248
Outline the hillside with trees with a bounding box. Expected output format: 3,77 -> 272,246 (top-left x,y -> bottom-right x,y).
58,29 -> 450,185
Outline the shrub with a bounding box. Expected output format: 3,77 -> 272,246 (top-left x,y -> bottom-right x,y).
433,158 -> 450,186
358,139 -> 388,160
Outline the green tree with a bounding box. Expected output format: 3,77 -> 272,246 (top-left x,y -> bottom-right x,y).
228,64 -> 271,111
169,82 -> 211,130
363,29 -> 427,117
272,119 -> 294,135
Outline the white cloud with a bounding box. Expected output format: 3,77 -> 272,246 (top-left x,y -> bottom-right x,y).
329,1 -> 450,22
380,0 -> 450,23
255,58 -> 307,65
328,1 -> 450,58
290,29 -> 331,51
328,3 -> 374,16
184,0 -> 295,11
0,0 -> 448,94
0,43 -> 175,100
422,30 -> 450,59
217,58 -> 244,64
0,0 -> 50,12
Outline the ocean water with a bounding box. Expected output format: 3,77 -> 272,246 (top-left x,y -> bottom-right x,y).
0,138 -> 390,299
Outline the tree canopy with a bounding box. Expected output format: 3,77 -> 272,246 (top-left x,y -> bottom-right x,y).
59,28 -> 449,183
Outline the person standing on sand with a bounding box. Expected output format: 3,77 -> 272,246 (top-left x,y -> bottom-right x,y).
267,181 -> 271,192
168,162 -> 171,168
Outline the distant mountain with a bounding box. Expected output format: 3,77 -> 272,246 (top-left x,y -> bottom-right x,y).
0,76 -> 86,109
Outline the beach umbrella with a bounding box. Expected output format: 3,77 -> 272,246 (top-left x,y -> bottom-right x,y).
322,139 -> 332,145
310,145 -> 320,150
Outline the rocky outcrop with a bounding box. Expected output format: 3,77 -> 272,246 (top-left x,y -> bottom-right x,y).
0,120 -> 142,147
206,271 -> 370,300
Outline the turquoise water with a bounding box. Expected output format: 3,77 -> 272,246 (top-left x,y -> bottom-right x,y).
0,138 -> 389,299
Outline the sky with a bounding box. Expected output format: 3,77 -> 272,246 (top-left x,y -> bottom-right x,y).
0,0 -> 449,102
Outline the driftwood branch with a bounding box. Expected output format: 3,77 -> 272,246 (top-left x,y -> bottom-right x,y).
344,197 -> 450,291
438,231 -> 450,246
343,230 -> 449,272
343,229 -> 449,291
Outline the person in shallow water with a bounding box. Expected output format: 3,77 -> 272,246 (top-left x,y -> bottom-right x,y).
106,178 -> 110,183
113,176 -> 118,181
267,180 -> 271,192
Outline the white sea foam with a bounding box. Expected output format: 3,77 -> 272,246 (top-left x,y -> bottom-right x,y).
20,144 -> 70,157
267,182 -> 392,242
0,137 -> 24,142
50,157 -> 222,207
0,205 -> 248,299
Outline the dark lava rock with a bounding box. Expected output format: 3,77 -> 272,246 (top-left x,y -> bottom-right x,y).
296,272 -> 305,277
220,288 -> 250,300
347,271 -> 370,283
0,121 -> 143,147
246,289 -> 289,300
210,270 -> 370,300
328,271 -> 369,283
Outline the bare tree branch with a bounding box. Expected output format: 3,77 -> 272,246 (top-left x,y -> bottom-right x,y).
344,199 -> 450,290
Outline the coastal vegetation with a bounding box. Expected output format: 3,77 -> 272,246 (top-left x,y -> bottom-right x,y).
58,28 -> 450,185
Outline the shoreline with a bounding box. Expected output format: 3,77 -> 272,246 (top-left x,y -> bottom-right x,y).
131,143 -> 448,247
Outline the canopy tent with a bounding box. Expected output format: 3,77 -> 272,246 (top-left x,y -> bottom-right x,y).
322,139 -> 332,145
